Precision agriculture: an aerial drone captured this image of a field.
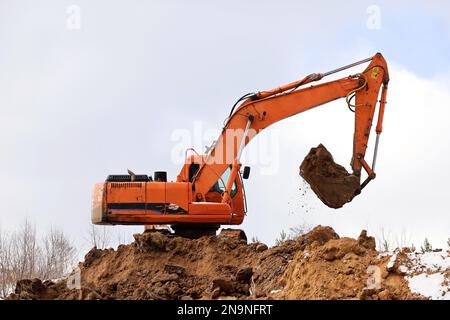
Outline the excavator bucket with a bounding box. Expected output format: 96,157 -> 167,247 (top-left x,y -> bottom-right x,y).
300,144 -> 361,209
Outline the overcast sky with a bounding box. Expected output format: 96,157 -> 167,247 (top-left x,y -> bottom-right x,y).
1,0 -> 449,252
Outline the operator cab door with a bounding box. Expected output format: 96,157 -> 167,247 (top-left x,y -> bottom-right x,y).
205,166 -> 238,203
212,166 -> 238,197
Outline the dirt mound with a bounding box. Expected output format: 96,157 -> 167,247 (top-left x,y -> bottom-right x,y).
7,227 -> 423,300
274,230 -> 417,300
300,144 -> 361,208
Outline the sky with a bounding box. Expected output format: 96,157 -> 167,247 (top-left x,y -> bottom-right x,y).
0,0 -> 449,252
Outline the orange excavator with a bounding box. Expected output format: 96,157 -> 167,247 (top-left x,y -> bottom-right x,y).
92,53 -> 389,236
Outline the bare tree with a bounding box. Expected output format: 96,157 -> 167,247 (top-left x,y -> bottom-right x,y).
275,223 -> 312,246
0,221 -> 78,298
275,230 -> 287,246
376,227 -> 419,252
395,229 -> 411,250
87,225 -> 111,249
39,228 -> 76,280
8,219 -> 41,281
1,220 -> 41,298
288,223 -> 312,239
0,228 -> 13,297
377,227 -> 393,252
420,238 -> 432,253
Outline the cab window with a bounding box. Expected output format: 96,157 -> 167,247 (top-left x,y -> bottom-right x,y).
211,167 -> 237,197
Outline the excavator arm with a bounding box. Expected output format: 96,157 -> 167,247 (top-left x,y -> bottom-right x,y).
190,53 -> 389,201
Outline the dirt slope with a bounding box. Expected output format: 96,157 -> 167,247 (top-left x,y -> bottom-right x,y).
7,226 -> 427,300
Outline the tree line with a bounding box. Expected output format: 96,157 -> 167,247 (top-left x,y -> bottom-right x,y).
0,220 -> 76,298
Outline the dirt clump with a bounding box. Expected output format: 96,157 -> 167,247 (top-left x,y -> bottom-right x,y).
300,144 -> 361,208
7,227 -> 422,300
297,225 -> 339,250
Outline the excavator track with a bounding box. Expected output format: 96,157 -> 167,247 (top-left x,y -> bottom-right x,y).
218,228 -> 247,242
162,224 -> 248,241
170,223 -> 220,239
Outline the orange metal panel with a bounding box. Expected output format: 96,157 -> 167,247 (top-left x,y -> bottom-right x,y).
146,182 -> 165,204
189,202 -> 231,215
165,182 -> 189,212
106,182 -> 145,203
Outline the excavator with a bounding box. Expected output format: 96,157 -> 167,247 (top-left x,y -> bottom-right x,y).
92,52 -> 389,237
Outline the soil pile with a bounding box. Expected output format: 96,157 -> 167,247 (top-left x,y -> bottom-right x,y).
300,144 -> 361,208
7,226 -> 424,300
274,230 -> 417,300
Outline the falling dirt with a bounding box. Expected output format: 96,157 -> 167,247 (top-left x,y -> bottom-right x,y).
300,144 -> 361,209
6,226 -> 425,300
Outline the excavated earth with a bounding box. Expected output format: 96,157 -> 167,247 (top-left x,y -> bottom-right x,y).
300,144 -> 361,209
7,226 -> 425,300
